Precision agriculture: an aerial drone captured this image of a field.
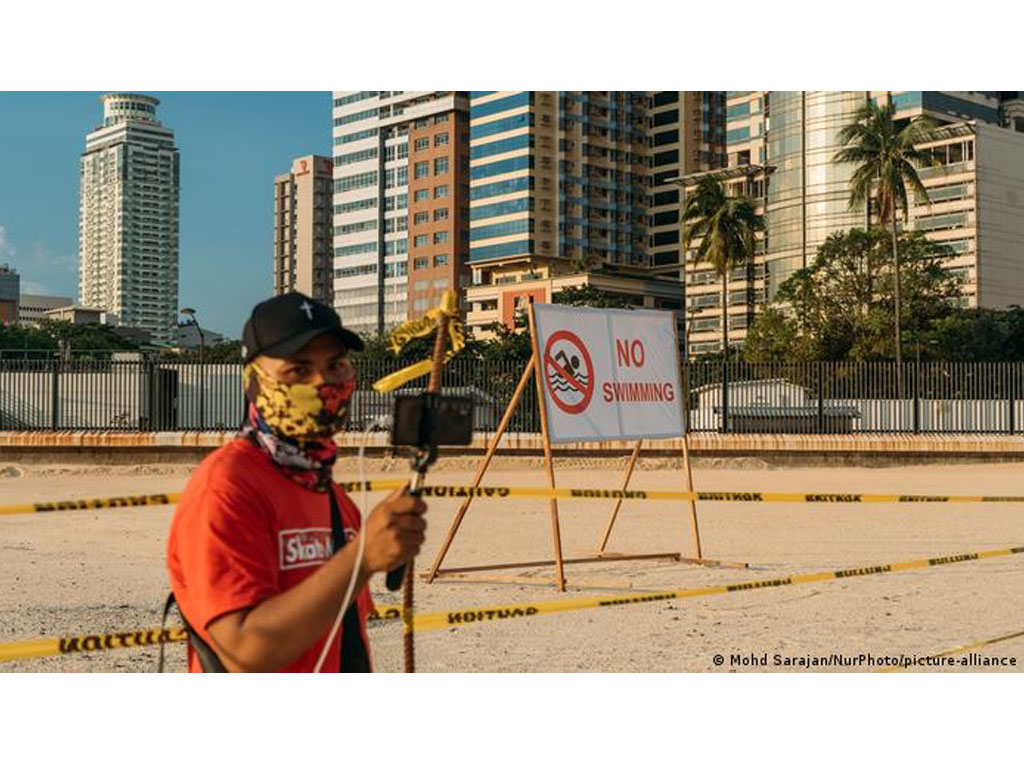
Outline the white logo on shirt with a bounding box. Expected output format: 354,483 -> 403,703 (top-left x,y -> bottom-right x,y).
279,528 -> 333,570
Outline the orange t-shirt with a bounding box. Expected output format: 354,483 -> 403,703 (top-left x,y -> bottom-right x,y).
166,439 -> 374,672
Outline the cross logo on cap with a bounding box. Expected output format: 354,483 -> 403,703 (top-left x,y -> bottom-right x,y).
299,300 -> 314,321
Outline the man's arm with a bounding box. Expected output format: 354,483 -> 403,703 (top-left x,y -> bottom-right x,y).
206,486 -> 425,672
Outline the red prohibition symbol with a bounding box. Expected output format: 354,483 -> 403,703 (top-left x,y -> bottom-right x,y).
543,330 -> 595,414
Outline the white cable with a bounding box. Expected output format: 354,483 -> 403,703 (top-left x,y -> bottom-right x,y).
314,429 -> 371,673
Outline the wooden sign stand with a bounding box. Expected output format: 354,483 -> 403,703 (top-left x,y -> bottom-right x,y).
424,303 -> 744,592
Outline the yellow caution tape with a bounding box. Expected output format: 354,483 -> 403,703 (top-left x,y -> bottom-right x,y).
0,605 -> 403,663
7,481 -> 1024,517
0,627 -> 189,663
2,547 -> 1019,663
0,483 -> 406,517
878,628 -> 1024,672
0,493 -> 182,516
373,289 -> 464,393
411,485 -> 1024,505
407,545 -> 1024,632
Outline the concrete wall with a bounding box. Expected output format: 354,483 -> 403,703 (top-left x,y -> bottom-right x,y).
3,430 -> 1024,468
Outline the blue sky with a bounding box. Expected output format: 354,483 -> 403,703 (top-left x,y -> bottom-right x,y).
0,91 -> 331,337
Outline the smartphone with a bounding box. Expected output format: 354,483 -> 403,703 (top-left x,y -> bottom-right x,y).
391,393 -> 474,448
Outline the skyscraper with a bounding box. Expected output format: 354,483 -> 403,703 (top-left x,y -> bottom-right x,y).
79,93 -> 180,345
647,91 -> 726,277
464,92 -> 690,334
331,91 -> 470,336
0,263 -> 19,323
680,91 -> 1024,356
274,155 -> 335,304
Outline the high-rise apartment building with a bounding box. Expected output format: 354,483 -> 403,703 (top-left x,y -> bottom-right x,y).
274,155 -> 335,304
465,91 -> 694,335
331,91 -> 470,336
0,263 -> 19,323
647,92 -> 726,276
79,93 -> 179,345
681,91 -> 1024,356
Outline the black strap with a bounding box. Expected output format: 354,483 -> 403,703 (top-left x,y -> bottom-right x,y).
329,488 -> 371,673
159,592 -> 227,673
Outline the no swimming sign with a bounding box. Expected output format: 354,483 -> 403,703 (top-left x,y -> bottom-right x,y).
531,304 -> 685,443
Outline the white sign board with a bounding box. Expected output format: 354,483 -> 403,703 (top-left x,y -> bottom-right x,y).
531,304 -> 685,444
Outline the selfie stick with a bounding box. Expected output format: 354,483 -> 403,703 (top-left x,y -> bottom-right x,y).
385,307 -> 450,673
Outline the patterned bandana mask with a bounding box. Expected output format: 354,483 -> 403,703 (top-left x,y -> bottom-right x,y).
238,360 -> 356,492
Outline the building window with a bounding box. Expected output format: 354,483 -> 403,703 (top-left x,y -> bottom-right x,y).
414,161 -> 430,179
414,211 -> 429,225
416,118 -> 429,129
414,189 -> 430,202
435,132 -> 449,146
434,231 -> 448,244
414,235 -> 429,247
434,208 -> 449,222
435,184 -> 449,198
434,254 -> 449,267
414,257 -> 429,269
415,137 -> 429,151
435,113 -> 449,124
434,157 -> 449,175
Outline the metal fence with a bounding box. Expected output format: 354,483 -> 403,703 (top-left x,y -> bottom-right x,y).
1,357 -> 1022,434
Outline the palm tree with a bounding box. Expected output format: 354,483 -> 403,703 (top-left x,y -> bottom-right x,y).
833,100 -> 939,376
681,175 -> 765,357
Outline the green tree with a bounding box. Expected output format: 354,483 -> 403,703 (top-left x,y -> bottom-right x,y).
925,306 -> 1024,362
743,229 -> 961,362
568,249 -> 602,275
833,99 -> 940,371
0,320 -> 139,356
681,176 -> 765,356
0,323 -> 57,352
741,306 -> 808,363
552,284 -> 637,310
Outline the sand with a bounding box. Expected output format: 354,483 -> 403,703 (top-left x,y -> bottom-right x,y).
2,456 -> 1023,673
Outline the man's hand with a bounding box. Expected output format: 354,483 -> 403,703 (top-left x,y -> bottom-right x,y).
359,485 -> 427,574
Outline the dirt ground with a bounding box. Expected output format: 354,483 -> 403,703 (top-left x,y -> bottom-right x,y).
2,455 -> 1023,673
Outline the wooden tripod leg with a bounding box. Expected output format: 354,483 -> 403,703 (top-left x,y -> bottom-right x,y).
528,305 -> 565,591
540,418 -> 565,591
682,433 -> 703,559
596,439 -> 642,554
424,356 -> 536,583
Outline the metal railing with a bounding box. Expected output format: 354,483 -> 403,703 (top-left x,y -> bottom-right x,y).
0,357 -> 1021,435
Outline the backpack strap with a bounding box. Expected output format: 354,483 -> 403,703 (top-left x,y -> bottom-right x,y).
329,488 -> 370,673
159,592 -> 228,673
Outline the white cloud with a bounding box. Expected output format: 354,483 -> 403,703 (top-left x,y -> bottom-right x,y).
0,225 -> 74,296
29,242 -> 74,271
20,280 -> 52,295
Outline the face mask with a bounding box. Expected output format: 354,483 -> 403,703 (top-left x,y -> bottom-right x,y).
244,360 -> 355,439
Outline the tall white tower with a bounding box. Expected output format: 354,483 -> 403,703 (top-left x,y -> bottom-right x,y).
79,93 -> 180,344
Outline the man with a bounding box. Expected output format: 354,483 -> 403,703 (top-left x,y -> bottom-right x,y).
166,292 -> 426,672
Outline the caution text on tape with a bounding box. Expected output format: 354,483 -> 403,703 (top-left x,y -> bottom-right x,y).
0,605 -> 403,663
2,547 -> 1020,663
6,481 -> 1024,516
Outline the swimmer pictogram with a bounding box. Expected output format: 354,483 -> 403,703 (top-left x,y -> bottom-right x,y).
543,330 -> 595,414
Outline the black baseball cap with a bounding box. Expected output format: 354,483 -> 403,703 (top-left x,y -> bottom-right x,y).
241,292 -> 364,363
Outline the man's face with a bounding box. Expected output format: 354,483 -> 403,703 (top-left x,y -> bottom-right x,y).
256,333 -> 354,388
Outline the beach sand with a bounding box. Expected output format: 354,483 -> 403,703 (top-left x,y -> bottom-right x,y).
2,455 -> 1022,673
